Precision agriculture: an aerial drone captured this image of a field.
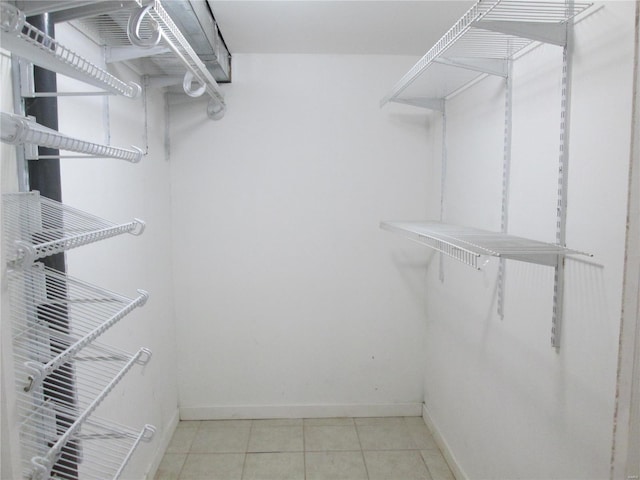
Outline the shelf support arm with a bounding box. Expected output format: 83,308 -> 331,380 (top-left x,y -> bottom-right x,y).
434,57 -> 509,77
474,21 -> 568,47
388,97 -> 445,112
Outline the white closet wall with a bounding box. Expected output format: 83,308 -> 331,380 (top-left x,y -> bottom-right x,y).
169,54 -> 435,419
419,1 -> 637,478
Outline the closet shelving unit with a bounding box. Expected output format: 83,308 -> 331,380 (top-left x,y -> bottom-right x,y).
0,1 -> 205,476
3,191 -> 145,269
1,112 -> 144,162
380,0 -> 593,347
2,197 -> 154,479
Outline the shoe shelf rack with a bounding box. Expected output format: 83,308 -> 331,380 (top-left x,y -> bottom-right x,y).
3,192 -> 145,268
3,213 -> 154,479
21,401 -> 156,480
0,112 -> 144,162
380,0 -> 593,347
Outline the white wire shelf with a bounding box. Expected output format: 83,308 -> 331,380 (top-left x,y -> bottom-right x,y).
381,0 -> 592,108
1,112 -> 144,162
0,3 -> 141,98
8,263 -> 149,393
73,0 -> 227,119
14,338 -> 151,480
381,221 -> 589,269
21,404 -> 155,480
129,1 -> 226,119
3,191 -> 145,268
20,402 -> 155,480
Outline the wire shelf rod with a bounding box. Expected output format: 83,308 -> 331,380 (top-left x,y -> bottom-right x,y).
127,1 -> 226,118
1,112 -> 144,162
0,4 -> 141,98
14,338 -> 150,399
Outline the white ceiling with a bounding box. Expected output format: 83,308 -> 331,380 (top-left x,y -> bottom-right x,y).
208,1 -> 475,55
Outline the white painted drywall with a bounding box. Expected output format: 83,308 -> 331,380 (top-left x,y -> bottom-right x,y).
420,2 -> 638,478
52,24 -> 180,479
169,54 -> 434,418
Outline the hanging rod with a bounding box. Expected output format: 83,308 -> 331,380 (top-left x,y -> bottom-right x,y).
1,112 -> 144,162
127,1 -> 226,119
3,191 -> 145,268
0,3 -> 141,98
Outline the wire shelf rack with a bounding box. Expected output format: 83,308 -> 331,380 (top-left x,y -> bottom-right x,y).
381,221 -> 589,269
20,402 -> 155,480
8,263 -> 149,393
381,0 -> 592,107
3,192 -> 145,268
67,0 -> 227,119
13,336 -> 151,480
0,3 -> 141,98
1,112 -> 144,162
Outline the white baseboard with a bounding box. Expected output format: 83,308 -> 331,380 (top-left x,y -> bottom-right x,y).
179,403 -> 423,420
422,403 -> 467,480
145,408 -> 180,480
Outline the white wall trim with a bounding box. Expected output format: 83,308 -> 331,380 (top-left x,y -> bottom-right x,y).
179,403 -> 423,421
422,403 -> 468,480
144,408 -> 180,480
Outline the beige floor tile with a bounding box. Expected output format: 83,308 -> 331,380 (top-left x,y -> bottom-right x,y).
198,420 -> 253,429
404,417 -> 427,427
242,452 -> 304,480
355,417 -> 407,427
303,417 -> 354,427
247,426 -> 304,452
305,451 -> 368,480
421,450 -> 455,480
190,427 -> 251,453
252,418 -> 303,427
179,453 -> 244,480
357,424 -> 417,450
154,453 -> 186,480
166,426 -> 199,454
364,450 -> 432,480
407,423 -> 439,450
177,421 -> 202,429
304,425 -> 361,451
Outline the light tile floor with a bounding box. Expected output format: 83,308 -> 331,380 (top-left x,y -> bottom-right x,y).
154,417 -> 455,480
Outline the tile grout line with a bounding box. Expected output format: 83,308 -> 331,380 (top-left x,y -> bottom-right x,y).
176,420 -> 202,480
405,417 -> 435,480
353,419 -> 371,480
302,421 -> 307,480
240,420 -> 254,480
